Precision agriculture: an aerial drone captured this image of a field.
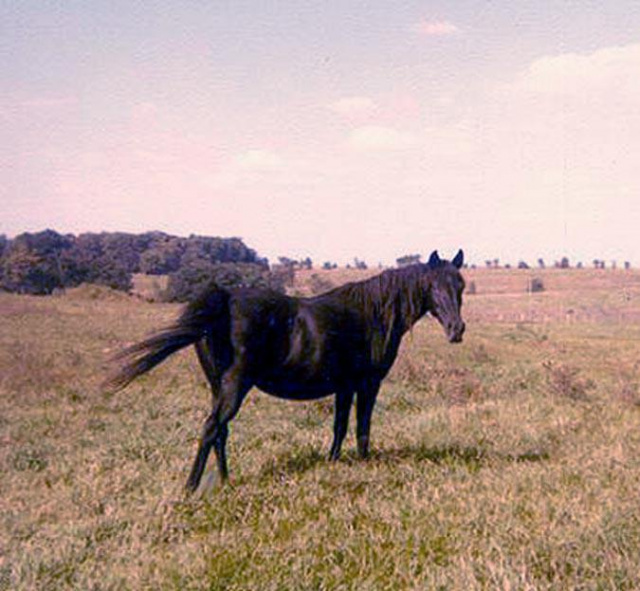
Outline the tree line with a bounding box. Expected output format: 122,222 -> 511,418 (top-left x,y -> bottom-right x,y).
479,257 -> 631,270
1,230 -> 633,301
0,229 -> 285,301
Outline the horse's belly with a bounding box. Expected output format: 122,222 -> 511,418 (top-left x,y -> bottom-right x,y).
255,377 -> 336,401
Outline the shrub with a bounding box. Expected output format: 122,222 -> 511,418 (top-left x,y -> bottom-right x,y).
543,361 -> 594,401
164,262 -> 284,302
396,254 -> 421,267
529,278 -> 545,293
353,257 -> 368,270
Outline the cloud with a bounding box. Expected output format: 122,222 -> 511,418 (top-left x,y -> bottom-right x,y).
466,42 -> 640,258
412,20 -> 459,37
498,42 -> 640,144
513,43 -> 640,100
328,96 -> 377,120
348,125 -> 414,152
236,149 -> 283,172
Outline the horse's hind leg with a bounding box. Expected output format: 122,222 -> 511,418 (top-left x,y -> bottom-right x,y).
185,340 -> 223,492
186,412 -> 220,492
186,355 -> 251,492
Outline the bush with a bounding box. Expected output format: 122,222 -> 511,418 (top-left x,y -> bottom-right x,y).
164,262 -> 284,302
543,361 -> 595,401
529,278 -> 545,293
396,254 -> 421,267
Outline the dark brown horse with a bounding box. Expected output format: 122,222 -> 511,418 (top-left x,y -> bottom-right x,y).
106,249 -> 466,492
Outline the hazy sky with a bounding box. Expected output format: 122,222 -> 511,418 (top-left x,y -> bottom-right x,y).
2,1 -> 640,266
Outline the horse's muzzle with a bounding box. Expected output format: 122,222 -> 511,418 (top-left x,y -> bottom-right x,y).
447,321 -> 466,343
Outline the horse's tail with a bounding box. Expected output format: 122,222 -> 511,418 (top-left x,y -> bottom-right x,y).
103,288 -> 231,393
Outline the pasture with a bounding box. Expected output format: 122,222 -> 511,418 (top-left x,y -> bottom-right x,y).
2,268 -> 640,589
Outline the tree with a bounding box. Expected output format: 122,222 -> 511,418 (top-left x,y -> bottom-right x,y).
63,232 -> 132,291
353,257 -> 368,270
164,262 -> 284,302
0,230 -> 265,295
139,236 -> 185,274
1,243 -> 45,294
1,230 -> 74,294
396,254 -> 421,267
277,256 -> 296,268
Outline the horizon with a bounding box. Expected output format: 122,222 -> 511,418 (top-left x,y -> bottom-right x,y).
1,226 -> 631,271
2,2 -> 640,267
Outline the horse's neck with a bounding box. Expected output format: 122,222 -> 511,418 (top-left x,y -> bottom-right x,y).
392,279 -> 429,334
375,289 -> 423,360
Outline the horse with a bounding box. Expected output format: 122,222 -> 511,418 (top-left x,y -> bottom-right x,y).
105,249 -> 466,492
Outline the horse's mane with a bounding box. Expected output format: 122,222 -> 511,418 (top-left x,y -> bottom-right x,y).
339,264 -> 428,321
319,265 -> 431,362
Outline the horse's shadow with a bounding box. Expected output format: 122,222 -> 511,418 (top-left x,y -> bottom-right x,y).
257,442 -> 550,481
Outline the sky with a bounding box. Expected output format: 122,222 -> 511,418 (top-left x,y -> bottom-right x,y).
2,1 -> 640,267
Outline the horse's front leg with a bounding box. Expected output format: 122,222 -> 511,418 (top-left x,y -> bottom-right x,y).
329,390 -> 354,461
356,379 -> 381,459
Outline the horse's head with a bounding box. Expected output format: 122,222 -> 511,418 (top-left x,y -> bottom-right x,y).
426,249 -> 466,343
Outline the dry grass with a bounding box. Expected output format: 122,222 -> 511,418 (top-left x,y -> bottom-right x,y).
131,274 -> 170,302
2,268 -> 640,589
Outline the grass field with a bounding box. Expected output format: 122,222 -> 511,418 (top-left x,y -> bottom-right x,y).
2,268 -> 640,590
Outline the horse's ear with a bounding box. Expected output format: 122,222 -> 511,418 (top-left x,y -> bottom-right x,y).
452,249 -> 464,269
427,250 -> 441,268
